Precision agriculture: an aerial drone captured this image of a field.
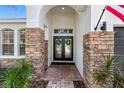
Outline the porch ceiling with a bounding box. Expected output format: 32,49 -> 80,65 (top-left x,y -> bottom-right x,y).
70,5 -> 88,12
41,5 -> 88,17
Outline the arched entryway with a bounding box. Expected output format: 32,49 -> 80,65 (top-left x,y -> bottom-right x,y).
25,5 -> 91,87
45,6 -> 76,64
39,5 -> 90,78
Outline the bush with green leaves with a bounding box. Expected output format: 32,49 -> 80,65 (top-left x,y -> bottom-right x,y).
94,53 -> 124,88
113,62 -> 124,88
0,59 -> 31,88
94,54 -> 115,87
114,72 -> 124,88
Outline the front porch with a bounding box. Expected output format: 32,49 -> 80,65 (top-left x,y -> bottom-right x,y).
42,63 -> 84,88
24,26 -> 115,88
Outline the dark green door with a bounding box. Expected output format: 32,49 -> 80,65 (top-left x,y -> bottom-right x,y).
53,36 -> 73,61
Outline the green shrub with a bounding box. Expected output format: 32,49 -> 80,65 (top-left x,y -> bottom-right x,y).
0,59 -> 31,88
114,72 -> 124,88
94,54 -> 115,87
113,57 -> 124,88
94,53 -> 124,88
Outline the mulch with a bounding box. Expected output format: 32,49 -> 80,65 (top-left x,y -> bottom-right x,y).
30,80 -> 49,88
73,81 -> 85,88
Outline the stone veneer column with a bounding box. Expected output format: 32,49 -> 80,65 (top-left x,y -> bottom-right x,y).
0,59 -> 19,68
83,32 -> 114,88
25,28 -> 48,85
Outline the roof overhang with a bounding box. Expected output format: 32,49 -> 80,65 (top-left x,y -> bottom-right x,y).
0,18 -> 26,23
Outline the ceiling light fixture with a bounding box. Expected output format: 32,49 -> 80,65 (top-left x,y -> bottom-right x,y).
62,7 -> 64,10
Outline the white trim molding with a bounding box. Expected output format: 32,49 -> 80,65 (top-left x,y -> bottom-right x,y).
0,29 -> 25,59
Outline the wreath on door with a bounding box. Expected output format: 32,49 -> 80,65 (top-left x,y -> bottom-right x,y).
65,40 -> 72,45
56,39 -> 62,45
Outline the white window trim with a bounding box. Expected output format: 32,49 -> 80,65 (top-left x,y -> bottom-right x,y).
15,29 -> 18,57
0,56 -> 25,59
0,30 -> 2,56
19,29 -> 25,56
0,29 -> 25,59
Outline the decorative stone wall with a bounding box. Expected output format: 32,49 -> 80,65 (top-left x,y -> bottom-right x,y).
25,28 -> 48,87
83,32 -> 114,88
0,59 -> 19,69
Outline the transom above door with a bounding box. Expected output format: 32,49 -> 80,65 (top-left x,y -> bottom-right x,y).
54,29 -> 73,34
53,36 -> 73,61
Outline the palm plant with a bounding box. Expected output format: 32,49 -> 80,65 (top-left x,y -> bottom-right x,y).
113,62 -> 124,88
0,59 -> 31,88
94,54 -> 115,87
114,72 -> 124,88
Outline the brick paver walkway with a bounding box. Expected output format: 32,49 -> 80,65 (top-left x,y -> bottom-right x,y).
42,63 -> 83,88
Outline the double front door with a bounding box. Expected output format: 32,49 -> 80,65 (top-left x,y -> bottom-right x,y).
53,36 -> 73,61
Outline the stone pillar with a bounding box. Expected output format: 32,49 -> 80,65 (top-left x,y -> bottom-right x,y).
25,28 -> 48,85
83,32 -> 114,88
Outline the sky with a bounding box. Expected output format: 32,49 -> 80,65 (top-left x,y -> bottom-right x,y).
0,5 -> 26,19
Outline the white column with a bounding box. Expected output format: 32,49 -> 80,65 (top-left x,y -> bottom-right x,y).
14,29 -> 18,57
0,31 -> 2,56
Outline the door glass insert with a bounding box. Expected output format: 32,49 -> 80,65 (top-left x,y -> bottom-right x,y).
55,38 -> 62,59
65,38 -> 72,58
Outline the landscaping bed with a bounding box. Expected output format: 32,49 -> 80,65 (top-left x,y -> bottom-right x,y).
31,79 -> 48,88
73,81 -> 85,88
0,68 -> 7,88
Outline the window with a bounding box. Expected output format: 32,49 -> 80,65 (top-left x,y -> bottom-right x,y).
0,28 -> 25,58
2,28 -> 14,56
54,29 -> 73,34
19,29 -> 25,56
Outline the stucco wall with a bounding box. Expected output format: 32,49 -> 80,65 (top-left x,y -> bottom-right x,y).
52,13 -> 75,29
26,5 -> 124,31
91,5 -> 124,31
45,12 -> 53,66
75,6 -> 91,77
26,5 -> 42,28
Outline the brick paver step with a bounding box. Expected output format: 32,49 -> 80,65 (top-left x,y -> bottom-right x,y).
47,80 -> 74,88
